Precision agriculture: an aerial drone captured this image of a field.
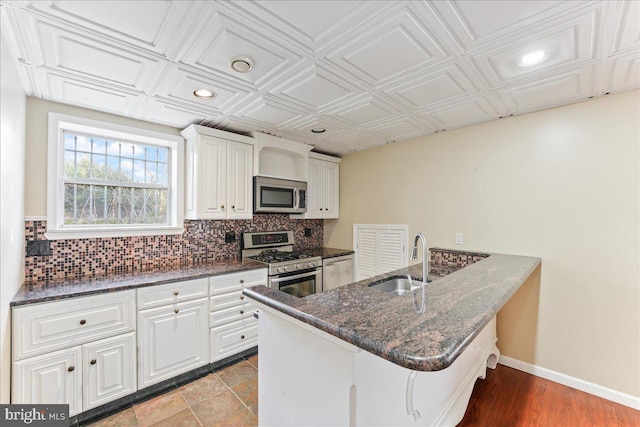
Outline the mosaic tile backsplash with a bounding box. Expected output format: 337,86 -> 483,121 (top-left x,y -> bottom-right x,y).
430,247 -> 489,269
25,216 -> 323,282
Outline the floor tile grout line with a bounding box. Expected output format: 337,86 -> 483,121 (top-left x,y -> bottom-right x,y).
187,406 -> 204,427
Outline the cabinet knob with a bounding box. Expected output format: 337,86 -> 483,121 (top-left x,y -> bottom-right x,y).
320,208 -> 324,211
240,335 -> 245,340
90,359 -> 97,365
79,319 -> 86,325
239,279 -> 244,284
67,366 -> 75,372
232,205 -> 235,209
240,310 -> 244,315
221,204 -> 225,209
174,308 -> 179,314
173,291 -> 179,296
240,296 -> 245,300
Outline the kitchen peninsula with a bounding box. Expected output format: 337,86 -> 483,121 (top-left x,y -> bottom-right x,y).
244,251 -> 540,426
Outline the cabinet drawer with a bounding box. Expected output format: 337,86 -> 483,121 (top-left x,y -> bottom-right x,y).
13,291 -> 135,361
209,269 -> 267,295
209,303 -> 256,327
137,278 -> 208,310
209,291 -> 248,312
210,319 -> 258,363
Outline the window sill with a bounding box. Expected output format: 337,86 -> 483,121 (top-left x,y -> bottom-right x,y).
45,226 -> 184,240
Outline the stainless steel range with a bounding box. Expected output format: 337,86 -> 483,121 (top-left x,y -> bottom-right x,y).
242,231 -> 322,297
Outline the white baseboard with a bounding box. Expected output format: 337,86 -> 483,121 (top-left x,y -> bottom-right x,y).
499,356 -> 640,411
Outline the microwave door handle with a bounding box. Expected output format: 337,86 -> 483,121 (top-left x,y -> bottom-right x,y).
293,188 -> 299,209
271,270 -> 318,283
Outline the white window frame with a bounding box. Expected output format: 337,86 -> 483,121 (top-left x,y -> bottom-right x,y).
46,112 -> 184,239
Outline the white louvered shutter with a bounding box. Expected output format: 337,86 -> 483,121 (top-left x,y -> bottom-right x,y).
353,225 -> 408,280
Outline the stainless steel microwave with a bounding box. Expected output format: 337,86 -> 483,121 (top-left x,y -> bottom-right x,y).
254,176 -> 307,214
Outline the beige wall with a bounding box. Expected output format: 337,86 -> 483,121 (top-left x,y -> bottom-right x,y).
325,90 -> 640,397
24,98 -> 182,217
1,30 -> 26,402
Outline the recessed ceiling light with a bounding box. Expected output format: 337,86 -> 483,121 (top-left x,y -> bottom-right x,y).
230,56 -> 254,73
518,50 -> 547,67
193,88 -> 216,99
311,128 -> 326,134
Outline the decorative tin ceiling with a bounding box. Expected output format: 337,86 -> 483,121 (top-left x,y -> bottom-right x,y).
1,1 -> 638,155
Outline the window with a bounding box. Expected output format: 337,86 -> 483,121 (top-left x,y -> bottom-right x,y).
47,113 -> 183,239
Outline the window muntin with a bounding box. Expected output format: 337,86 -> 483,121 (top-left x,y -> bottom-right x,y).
47,112 -> 183,239
62,132 -> 170,226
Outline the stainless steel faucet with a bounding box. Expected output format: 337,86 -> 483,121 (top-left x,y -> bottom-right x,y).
410,233 -> 429,284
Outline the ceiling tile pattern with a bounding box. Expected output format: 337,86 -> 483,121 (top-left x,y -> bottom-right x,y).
1,0 -> 638,155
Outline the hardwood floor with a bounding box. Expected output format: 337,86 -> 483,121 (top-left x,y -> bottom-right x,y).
458,365 -> 640,427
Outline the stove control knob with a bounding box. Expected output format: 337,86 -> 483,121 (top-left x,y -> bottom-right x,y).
282,266 -> 290,272
295,263 -> 302,270
277,267 -> 285,273
309,261 -> 316,268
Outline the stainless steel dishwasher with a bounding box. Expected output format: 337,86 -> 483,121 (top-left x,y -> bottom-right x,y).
322,254 -> 354,291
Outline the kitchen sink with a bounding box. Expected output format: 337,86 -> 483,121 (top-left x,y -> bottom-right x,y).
369,276 -> 420,296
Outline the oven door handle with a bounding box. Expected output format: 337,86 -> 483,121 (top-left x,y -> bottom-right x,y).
271,270 -> 318,283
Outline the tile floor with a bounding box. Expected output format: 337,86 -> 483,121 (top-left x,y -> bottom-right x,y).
89,354 -> 258,427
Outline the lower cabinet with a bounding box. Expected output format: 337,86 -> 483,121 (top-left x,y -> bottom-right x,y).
11,268 -> 266,417
209,269 -> 267,363
210,318 -> 258,362
137,298 -> 209,389
12,332 -> 136,417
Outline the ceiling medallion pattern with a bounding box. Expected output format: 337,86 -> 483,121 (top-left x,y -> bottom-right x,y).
1,0 -> 638,155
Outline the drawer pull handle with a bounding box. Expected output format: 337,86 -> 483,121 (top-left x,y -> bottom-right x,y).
174,308 -> 179,314
240,296 -> 245,300
240,279 -> 244,284
90,359 -> 97,366
241,335 -> 245,340
240,310 -> 244,315
68,366 -> 75,372
79,319 -> 86,325
174,291 -> 179,296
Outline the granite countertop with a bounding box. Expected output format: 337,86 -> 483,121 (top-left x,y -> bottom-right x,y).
307,247 -> 355,259
244,252 -> 540,372
12,259 -> 266,307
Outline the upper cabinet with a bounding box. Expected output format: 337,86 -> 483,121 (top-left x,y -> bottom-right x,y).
295,152 -> 340,219
251,132 -> 313,181
182,125 -> 254,220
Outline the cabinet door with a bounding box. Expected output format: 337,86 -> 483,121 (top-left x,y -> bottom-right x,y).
323,161 -> 339,218
138,298 -> 209,389
12,346 -> 82,417
227,141 -> 253,219
200,136 -> 227,219
83,332 -> 136,411
306,158 -> 324,218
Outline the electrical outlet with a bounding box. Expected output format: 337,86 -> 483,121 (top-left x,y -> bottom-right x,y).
455,233 -> 463,245
26,240 -> 51,256
225,232 -> 236,243
304,228 -> 311,237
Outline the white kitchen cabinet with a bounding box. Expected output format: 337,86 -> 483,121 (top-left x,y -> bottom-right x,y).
83,332 -> 136,411
182,124 -> 254,220
209,268 -> 267,362
13,332 -> 136,416
294,152 -> 340,219
11,291 -> 137,415
13,346 -> 83,416
137,297 -> 209,389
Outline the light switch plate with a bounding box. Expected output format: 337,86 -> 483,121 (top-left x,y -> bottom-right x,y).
455,233 -> 463,245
